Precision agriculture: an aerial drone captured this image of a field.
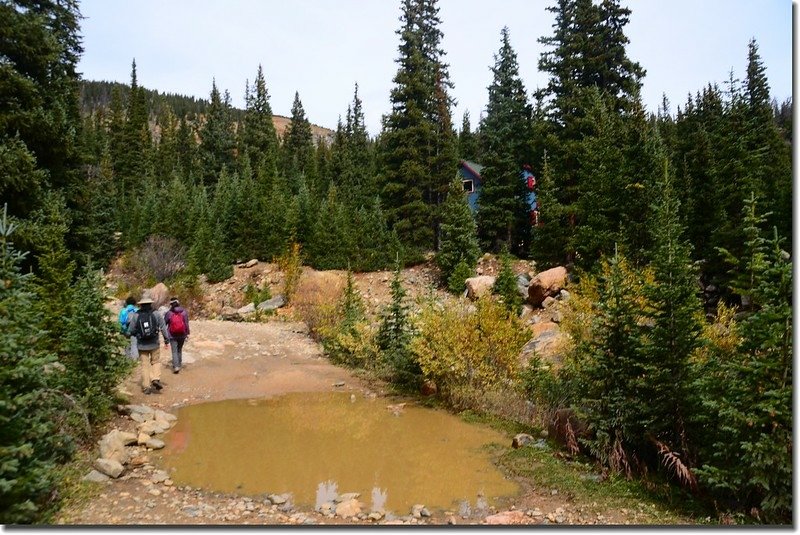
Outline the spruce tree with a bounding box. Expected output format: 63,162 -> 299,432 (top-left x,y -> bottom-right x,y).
436,177 -> 479,285
198,80 -> 236,188
377,260 -> 418,382
639,162 -> 703,470
378,0 -> 453,258
0,209 -> 73,523
476,27 -> 533,254
696,198 -> 792,522
281,91 -> 317,193
457,110 -> 479,161
241,65 -> 279,174
492,246 -> 523,315
578,249 -> 646,475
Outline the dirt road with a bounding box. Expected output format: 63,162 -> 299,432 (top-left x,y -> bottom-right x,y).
55,318 -> 678,526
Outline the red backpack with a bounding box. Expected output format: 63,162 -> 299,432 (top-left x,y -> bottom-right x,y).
168,311 -> 187,337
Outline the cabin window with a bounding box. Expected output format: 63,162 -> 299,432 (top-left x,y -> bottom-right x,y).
462,179 -> 474,193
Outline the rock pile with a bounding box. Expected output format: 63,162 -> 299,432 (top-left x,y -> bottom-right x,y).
85,404 -> 178,481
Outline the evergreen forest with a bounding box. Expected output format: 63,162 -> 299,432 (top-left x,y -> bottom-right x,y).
0,0 -> 792,525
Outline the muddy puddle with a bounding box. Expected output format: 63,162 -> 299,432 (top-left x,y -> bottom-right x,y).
158,392 -> 519,513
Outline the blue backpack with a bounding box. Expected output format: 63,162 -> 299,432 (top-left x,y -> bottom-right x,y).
119,305 -> 136,334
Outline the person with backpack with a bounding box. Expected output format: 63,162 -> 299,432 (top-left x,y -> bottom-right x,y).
164,297 -> 190,374
118,296 -> 139,359
127,294 -> 170,395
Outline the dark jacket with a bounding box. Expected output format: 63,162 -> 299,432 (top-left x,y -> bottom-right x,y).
127,307 -> 169,351
164,306 -> 190,339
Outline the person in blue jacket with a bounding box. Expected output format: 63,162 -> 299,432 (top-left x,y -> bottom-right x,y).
118,296 -> 138,359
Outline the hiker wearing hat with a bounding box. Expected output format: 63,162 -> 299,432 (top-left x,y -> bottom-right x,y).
127,294 -> 170,395
164,297 -> 190,373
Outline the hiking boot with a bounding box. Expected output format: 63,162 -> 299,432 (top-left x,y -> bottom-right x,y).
173,367 -> 180,374
151,379 -> 164,390
143,387 -> 153,395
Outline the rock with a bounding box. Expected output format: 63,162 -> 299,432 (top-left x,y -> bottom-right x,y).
549,309 -> 563,324
332,381 -> 345,387
559,289 -> 571,301
138,420 -> 166,436
123,404 -> 155,417
98,430 -> 131,465
220,306 -> 241,321
243,259 -> 258,268
516,274 -> 530,298
335,498 -> 362,518
257,295 -> 286,311
82,469 -> 111,483
145,283 -> 170,309
151,470 -> 170,483
420,379 -> 437,396
528,266 -> 568,307
512,433 -> 535,449
542,296 -> 557,308
137,433 -> 151,445
130,412 -> 152,423
485,510 -> 527,525
145,438 -> 165,450
93,458 -> 125,479
268,494 -> 289,505
368,511 -> 384,521
154,409 -> 177,422
411,504 -> 429,518
465,276 -> 496,300
237,303 -> 256,315
336,492 -> 360,502
447,515 -> 457,525
43,361 -> 66,374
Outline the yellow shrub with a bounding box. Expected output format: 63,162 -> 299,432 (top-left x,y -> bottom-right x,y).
276,242 -> 303,304
412,297 -> 530,401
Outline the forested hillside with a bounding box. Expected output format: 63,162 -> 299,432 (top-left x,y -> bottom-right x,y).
0,0 -> 791,525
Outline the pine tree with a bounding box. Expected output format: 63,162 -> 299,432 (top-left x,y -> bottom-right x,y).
60,268 -> 130,423
281,91 -> 317,193
578,249 -> 646,475
241,65 -> 279,174
457,110 -> 479,161
492,246 -> 523,315
0,209 -> 73,523
198,80 -> 236,188
377,259 -> 418,383
696,197 -> 792,522
378,0 -> 453,258
205,219 -> 233,283
639,161 -> 703,472
119,59 -> 151,188
436,177 -> 479,285
476,27 -> 533,254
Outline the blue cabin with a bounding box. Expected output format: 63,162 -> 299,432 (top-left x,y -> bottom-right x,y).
457,160 -> 539,225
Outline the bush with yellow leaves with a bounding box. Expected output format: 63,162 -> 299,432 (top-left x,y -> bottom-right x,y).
412,296 -> 530,403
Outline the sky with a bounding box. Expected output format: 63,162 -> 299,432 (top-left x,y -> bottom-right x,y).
76,0 -> 793,137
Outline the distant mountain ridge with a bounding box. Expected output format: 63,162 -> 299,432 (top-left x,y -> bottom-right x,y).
79,80 -> 335,144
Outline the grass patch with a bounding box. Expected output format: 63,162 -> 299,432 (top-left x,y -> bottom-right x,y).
40,450 -> 103,524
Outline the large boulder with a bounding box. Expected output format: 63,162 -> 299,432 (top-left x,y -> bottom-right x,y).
527,266 -> 567,307
237,303 -> 256,315
98,430 -> 133,465
465,276 -> 496,300
146,283 -> 170,309
93,458 -> 125,479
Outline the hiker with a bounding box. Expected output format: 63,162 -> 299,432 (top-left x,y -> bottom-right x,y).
164,297 -> 190,373
127,295 -> 170,395
118,296 -> 138,359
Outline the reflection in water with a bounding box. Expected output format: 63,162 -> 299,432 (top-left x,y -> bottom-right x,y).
315,480 -> 338,510
160,392 -> 519,513
371,486 -> 388,512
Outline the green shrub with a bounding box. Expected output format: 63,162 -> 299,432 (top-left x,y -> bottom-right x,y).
244,281 -> 272,305
412,297 -> 529,403
447,259 -> 473,294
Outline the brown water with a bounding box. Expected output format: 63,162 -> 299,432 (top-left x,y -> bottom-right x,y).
159,392 -> 519,513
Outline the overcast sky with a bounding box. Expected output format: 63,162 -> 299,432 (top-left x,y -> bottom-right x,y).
76,0 -> 793,136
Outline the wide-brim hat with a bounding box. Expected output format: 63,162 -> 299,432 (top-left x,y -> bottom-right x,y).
137,296 -> 154,305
